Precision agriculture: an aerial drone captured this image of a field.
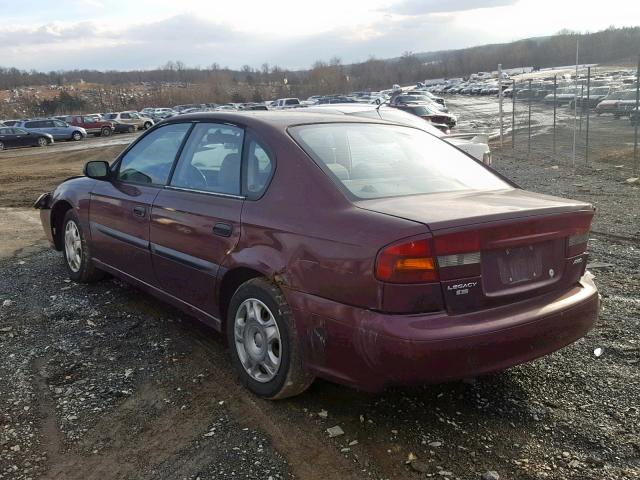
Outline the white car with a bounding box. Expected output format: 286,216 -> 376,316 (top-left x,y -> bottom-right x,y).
303,103 -> 492,165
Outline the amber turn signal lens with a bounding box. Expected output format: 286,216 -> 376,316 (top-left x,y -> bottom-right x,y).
395,257 -> 436,271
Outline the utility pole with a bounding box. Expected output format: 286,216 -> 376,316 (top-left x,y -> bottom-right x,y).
572,40 -> 579,168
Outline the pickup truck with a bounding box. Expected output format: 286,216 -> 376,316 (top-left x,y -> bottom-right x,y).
63,115 -> 115,137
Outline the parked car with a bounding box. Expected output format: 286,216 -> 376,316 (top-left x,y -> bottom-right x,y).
595,90 -> 636,116
0,126 -> 53,150
571,86 -> 611,109
16,119 -> 86,141
305,103 -> 491,165
391,94 -> 446,112
543,88 -> 578,105
103,112 -> 153,131
272,98 -> 301,109
35,111 -> 598,398
63,115 -> 115,137
392,102 -> 457,128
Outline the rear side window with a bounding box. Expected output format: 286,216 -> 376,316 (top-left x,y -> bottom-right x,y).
117,123 -> 191,185
290,123 -> 510,199
245,136 -> 274,198
170,123 -> 244,195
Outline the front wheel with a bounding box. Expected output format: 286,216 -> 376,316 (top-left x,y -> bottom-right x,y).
62,210 -> 105,283
37,137 -> 48,147
0,141 -> 4,150
227,278 -> 314,399
71,131 -> 83,141
128,125 -> 136,133
143,121 -> 152,130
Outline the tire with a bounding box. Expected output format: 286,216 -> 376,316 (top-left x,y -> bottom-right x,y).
71,131 -> 83,141
37,137 -> 48,147
227,278 -> 314,399
143,121 -> 152,130
100,127 -> 112,137
0,141 -> 4,151
62,210 -> 105,283
128,125 -> 136,133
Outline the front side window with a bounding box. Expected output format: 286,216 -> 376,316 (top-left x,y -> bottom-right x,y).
53,120 -> 67,127
290,123 -> 510,200
117,123 -> 191,185
170,123 -> 244,195
121,113 -> 131,119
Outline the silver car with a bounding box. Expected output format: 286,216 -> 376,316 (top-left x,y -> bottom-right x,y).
16,119 -> 87,141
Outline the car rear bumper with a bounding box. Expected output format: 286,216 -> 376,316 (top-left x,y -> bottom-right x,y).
286,274 -> 598,392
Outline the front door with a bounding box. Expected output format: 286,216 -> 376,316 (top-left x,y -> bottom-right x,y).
150,122 -> 245,318
89,122 -> 192,285
0,127 -> 18,148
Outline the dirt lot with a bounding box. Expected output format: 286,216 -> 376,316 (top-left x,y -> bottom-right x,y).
0,135 -> 639,480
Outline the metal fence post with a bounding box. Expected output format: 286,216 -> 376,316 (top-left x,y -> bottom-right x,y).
553,75 -> 557,159
585,66 -> 591,165
528,78 -> 532,155
634,55 -> 640,174
512,79 -> 516,149
498,64 -> 503,147
579,83 -> 584,134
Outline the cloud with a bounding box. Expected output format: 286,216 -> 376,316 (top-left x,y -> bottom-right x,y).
383,0 -> 518,15
0,12 -> 484,71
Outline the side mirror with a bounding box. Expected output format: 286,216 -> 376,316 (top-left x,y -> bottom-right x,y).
84,161 -> 110,180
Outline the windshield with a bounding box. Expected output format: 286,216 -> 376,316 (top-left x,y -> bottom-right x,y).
290,123 -> 510,200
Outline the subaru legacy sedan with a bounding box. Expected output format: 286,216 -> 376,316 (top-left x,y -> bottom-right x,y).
35,112 -> 599,399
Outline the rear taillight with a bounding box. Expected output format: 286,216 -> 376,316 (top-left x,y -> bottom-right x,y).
567,231 -> 589,257
375,238 -> 438,283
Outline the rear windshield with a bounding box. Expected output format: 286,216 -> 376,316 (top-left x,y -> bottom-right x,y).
290,123 -> 510,199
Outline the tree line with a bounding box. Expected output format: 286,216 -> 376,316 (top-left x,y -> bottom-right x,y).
1,26 -> 638,117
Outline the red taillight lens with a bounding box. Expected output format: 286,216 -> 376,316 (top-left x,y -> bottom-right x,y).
375,238 -> 438,283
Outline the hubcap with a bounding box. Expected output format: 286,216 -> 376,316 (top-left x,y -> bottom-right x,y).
64,221 -> 82,272
234,298 -> 282,383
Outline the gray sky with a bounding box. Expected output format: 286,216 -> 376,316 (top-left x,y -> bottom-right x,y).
0,0 -> 637,71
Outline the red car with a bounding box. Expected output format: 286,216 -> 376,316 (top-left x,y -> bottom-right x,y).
34,112 -> 599,399
63,115 -> 115,137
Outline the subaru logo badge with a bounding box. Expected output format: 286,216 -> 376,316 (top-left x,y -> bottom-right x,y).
548,268 -> 555,278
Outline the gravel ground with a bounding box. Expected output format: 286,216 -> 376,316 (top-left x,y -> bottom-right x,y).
0,146 -> 638,480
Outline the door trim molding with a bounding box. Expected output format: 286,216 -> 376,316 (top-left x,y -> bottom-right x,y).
91,221 -> 149,249
150,242 -> 219,276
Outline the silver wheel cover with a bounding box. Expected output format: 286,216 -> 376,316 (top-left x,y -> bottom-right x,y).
64,220 -> 82,273
234,298 -> 282,383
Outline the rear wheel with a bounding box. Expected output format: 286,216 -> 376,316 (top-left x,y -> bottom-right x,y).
37,137 -> 48,147
227,278 -> 314,399
71,131 -> 83,141
128,125 -> 136,133
0,141 -> 4,150
100,127 -> 112,137
62,210 -> 105,283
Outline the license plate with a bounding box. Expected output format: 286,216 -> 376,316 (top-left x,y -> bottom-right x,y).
496,244 -> 543,285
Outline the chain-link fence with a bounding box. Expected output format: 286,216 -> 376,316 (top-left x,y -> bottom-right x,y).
449,59 -> 640,175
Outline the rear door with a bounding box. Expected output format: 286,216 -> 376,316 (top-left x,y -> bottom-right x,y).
150,122 -> 247,319
89,122 -> 192,285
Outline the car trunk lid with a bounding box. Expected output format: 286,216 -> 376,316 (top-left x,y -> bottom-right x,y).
359,189 -> 594,313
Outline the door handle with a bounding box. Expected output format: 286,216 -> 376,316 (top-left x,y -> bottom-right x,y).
132,205 -> 146,217
212,222 -> 233,237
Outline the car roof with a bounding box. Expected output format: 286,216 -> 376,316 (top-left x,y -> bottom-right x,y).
162,110 -> 393,131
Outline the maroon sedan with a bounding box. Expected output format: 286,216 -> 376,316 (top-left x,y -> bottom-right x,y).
35,112 -> 599,399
